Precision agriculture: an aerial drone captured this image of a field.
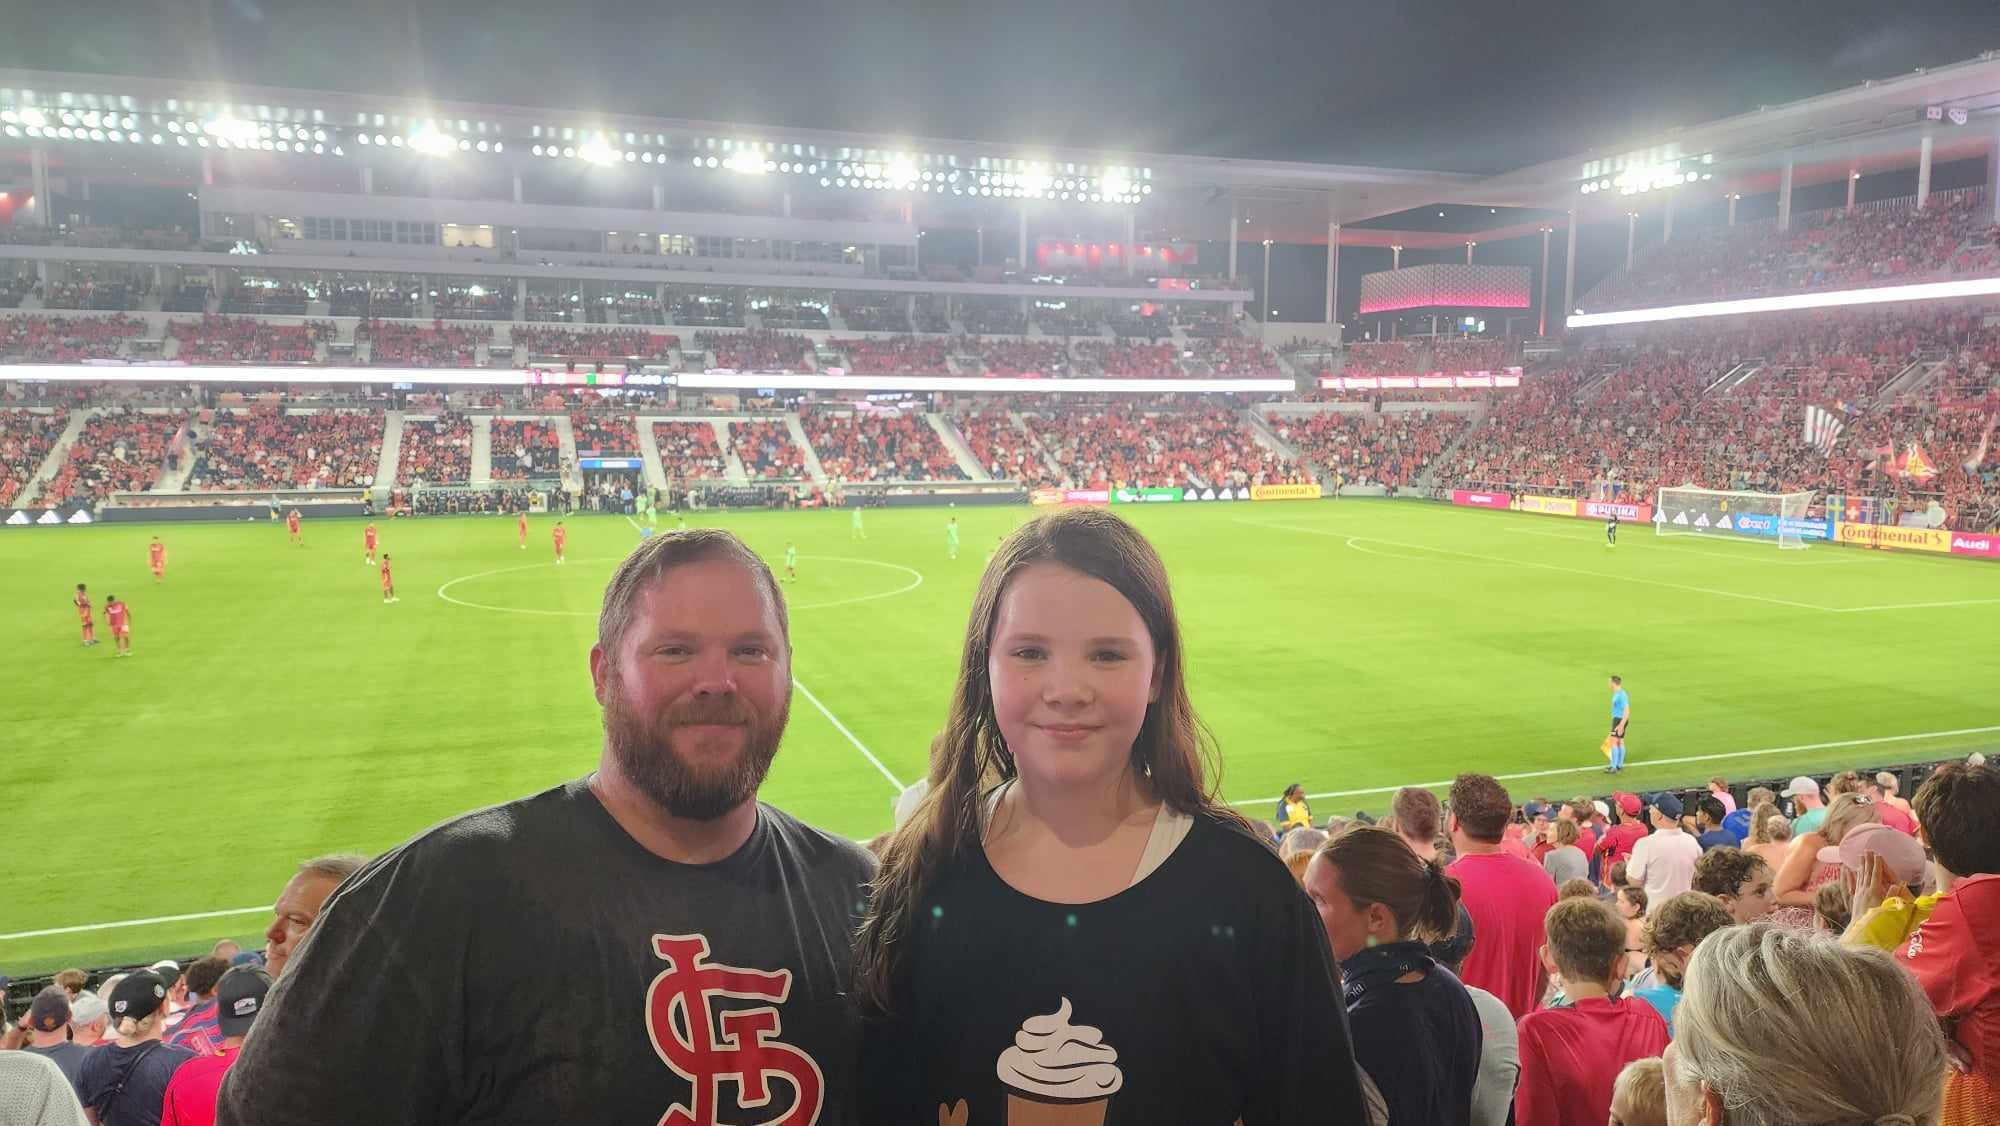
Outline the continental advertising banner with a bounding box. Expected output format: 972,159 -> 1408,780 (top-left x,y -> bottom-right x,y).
1833,522 -> 1953,554
1064,489 -> 1111,506
1249,483 -> 1322,501
1516,495 -> 1579,517
1451,489 -> 1512,510
1030,487 -> 1066,507
1112,486 -> 1183,504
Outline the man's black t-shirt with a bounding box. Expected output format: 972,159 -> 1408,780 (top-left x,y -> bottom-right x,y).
76,1039 -> 194,1126
861,812 -> 1368,1125
217,778 -> 876,1126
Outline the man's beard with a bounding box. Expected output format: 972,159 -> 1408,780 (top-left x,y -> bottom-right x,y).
603,673 -> 788,821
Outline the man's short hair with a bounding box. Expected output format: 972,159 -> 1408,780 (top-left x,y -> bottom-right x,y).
1558,878 -> 1599,901
1696,795 -> 1727,825
1873,771 -> 1899,794
1642,892 -> 1734,958
1544,897 -> 1627,985
597,528 -> 788,657
184,956 -> 230,999
1692,847 -> 1770,899
1448,773 -> 1512,844
1911,762 -> 2000,878
1389,786 -> 1442,843
1745,785 -> 1776,809
52,970 -> 88,995
299,854 -> 368,884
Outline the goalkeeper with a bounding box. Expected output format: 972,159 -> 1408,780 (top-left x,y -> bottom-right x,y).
1605,509 -> 1619,547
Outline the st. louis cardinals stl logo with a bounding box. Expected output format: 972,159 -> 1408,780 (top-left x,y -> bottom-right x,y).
645,933 -> 826,1126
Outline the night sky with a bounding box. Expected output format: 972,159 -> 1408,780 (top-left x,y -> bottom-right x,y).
7,0 -> 2000,174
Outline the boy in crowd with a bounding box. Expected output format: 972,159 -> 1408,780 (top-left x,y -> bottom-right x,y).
1632,892 -> 1735,1033
1690,847 -> 1775,924
1515,898 -> 1671,1126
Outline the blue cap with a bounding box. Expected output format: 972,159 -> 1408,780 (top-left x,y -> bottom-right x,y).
1650,792 -> 1685,820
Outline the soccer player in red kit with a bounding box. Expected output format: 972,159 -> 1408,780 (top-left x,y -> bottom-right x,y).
518,511 -> 529,550
74,583 -> 97,646
287,508 -> 303,545
364,522 -> 379,565
552,520 -> 567,564
105,594 -> 132,656
149,537 -> 168,582
380,553 -> 398,603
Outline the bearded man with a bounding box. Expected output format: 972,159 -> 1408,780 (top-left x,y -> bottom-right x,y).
220,530 -> 876,1126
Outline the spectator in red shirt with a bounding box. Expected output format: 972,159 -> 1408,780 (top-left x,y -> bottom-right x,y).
1446,773 -> 1560,1019
1515,898 -> 1670,1126
161,967 -> 270,1126
1665,924 -> 1947,1126
1595,793 -> 1650,869
1856,760 -> 2000,1121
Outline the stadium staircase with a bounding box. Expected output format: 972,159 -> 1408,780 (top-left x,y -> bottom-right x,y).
713,420 -> 752,484
1418,407 -> 1491,495
925,413 -> 990,480
1881,355 -> 1947,399
1242,408 -> 1301,462
12,408 -> 89,508
1572,366 -> 1621,402
1009,410 -> 1066,483
783,413 -> 831,491
470,417 -> 494,486
552,416 -> 581,491
375,412 -> 405,495
1705,361 -> 1764,397
152,414 -> 201,492
633,417 -> 671,492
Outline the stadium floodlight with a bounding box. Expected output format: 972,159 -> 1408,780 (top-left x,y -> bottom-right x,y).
720,151 -> 764,174
2,126 -> 16,138
885,158 -> 917,186
624,151 -> 637,163
206,116 -> 260,147
17,107 -> 46,129
407,126 -> 455,157
1101,172 -> 1130,197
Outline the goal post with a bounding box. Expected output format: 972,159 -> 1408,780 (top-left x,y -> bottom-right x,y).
1655,486 -> 1816,550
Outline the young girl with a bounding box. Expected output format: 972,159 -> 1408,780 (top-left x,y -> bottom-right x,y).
856,508 -> 1366,1125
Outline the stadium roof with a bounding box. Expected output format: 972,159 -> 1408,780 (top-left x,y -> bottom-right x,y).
7,52 -> 2000,246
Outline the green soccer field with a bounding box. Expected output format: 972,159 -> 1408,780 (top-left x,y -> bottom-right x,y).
5,498 -> 2000,971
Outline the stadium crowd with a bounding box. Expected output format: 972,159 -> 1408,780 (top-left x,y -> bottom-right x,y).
395,412 -> 473,486
8,734 -> 1991,1126
487,418 -> 563,480
1022,405 -> 1296,489
832,336 -> 950,375
802,407 -> 967,481
190,409 -> 382,490
696,330 -> 813,372
0,315 -> 145,362
652,421 -> 730,480
1585,190 -> 2000,311
36,410 -> 184,506
727,420 -> 807,479
168,317 -> 331,365
0,409 -> 65,505
1273,409 -> 1472,492
955,409 -> 1054,484
362,320 -> 489,367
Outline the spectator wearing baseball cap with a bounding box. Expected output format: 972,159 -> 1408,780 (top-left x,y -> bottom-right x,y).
1594,793 -> 1648,871
1625,794 -> 1700,914
159,967 -> 270,1126
1781,775 -> 1826,833
74,970 -> 196,1126
20,986 -> 96,1090
68,992 -> 110,1050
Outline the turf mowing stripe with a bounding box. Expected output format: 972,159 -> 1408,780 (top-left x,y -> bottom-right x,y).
1225,724 -> 2000,808
793,676 -> 906,793
0,906 -> 271,943
1238,517 -> 1836,612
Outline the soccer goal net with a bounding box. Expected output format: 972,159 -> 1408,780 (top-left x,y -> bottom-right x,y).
1655,486 -> 1817,550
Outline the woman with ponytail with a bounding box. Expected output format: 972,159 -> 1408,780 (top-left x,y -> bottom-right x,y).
1305,825 -> 1483,1126
855,508 -> 1366,1125
74,969 -> 195,1125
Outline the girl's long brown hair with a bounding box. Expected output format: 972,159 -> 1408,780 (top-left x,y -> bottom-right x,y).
853,507 -> 1259,1016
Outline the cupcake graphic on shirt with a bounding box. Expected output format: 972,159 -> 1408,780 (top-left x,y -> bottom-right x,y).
994,997 -> 1124,1126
